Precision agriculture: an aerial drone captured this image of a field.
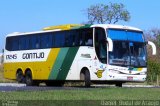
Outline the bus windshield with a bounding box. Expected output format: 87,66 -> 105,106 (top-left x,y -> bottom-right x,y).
108,29 -> 147,67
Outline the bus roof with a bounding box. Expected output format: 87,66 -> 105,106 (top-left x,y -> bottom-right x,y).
6,24 -> 92,37
43,24 -> 84,30
43,24 -> 142,31
91,24 -> 142,31
6,24 -> 142,37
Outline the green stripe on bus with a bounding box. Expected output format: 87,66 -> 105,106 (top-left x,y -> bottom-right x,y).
56,47 -> 79,80
49,48 -> 69,80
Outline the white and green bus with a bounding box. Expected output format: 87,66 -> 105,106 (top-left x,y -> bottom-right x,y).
3,24 -> 156,87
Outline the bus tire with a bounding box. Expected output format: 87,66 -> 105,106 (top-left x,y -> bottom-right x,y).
25,70 -> 33,86
16,70 -> 24,83
84,70 -> 91,87
81,69 -> 91,87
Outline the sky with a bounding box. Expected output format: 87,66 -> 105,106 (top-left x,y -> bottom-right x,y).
0,0 -> 160,51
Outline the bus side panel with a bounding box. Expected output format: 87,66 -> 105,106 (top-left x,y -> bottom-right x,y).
3,48 -> 60,80
3,63 -> 20,79
65,47 -> 98,80
4,47 -> 102,81
48,47 -> 79,80
67,47 -> 110,81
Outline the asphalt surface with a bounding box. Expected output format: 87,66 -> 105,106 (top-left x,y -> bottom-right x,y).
0,83 -> 158,92
0,83 -> 101,92
0,86 -> 77,92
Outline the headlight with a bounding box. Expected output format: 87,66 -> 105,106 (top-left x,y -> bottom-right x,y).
140,72 -> 146,75
109,69 -> 120,74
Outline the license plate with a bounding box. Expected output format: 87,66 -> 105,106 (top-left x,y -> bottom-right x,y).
127,76 -> 133,80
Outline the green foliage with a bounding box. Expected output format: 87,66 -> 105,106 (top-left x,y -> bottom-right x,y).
144,28 -> 160,85
157,34 -> 160,47
86,2 -> 130,24
147,60 -> 160,83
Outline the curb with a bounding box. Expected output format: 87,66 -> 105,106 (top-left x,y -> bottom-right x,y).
0,83 -> 26,87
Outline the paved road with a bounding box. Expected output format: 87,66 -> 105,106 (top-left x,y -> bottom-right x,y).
0,83 -> 101,92
0,86 -> 79,92
0,83 -> 158,92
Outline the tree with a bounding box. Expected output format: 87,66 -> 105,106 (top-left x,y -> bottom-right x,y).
144,28 -> 160,85
144,28 -> 160,47
86,3 -> 130,24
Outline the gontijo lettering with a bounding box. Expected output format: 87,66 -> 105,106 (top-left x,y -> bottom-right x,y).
22,52 -> 44,59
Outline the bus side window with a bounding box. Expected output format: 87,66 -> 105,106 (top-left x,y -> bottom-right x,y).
69,31 -> 75,46
47,34 -> 52,48
6,37 -> 12,51
71,31 -> 75,46
31,35 -> 40,49
85,31 -> 93,46
54,31 -> 65,47
12,37 -> 19,51
65,30 -> 79,47
19,36 -> 27,50
74,30 -> 80,46
25,36 -> 31,50
78,28 -> 93,46
41,33 -> 52,49
55,32 -> 59,47
6,37 -> 19,51
65,31 -> 71,47
52,33 -> 55,47
79,30 -> 85,46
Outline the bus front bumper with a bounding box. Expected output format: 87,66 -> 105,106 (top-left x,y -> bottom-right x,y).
106,72 -> 146,82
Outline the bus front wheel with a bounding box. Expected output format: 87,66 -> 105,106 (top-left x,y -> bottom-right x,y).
81,69 -> 91,87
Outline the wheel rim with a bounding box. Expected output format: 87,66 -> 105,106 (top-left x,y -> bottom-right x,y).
26,76 -> 31,85
25,72 -> 32,86
16,71 -> 23,83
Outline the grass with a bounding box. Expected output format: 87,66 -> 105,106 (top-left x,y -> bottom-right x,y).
1,88 -> 160,100
1,87 -> 160,106
0,88 -> 160,106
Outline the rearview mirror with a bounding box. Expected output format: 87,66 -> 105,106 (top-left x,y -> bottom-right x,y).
148,41 -> 156,55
